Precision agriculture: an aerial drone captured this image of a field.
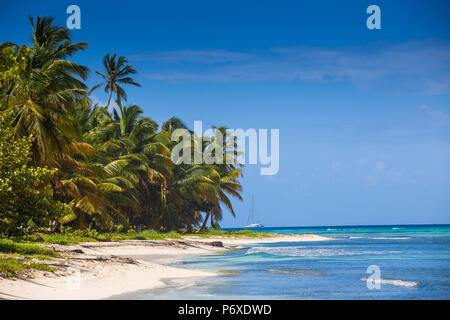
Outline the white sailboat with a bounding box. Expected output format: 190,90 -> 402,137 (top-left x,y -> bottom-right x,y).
244,195 -> 264,228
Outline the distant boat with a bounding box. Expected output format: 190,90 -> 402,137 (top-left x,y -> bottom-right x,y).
245,223 -> 264,228
244,195 -> 264,228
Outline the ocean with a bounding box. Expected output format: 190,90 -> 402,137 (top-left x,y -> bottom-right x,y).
123,225 -> 450,300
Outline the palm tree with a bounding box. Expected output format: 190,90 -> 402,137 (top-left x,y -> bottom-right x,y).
158,124 -> 244,231
56,157 -> 138,230
82,100 -> 171,227
161,117 -> 189,133
196,167 -> 243,231
1,16 -> 246,232
0,16 -> 89,165
74,101 -> 111,135
195,127 -> 243,231
89,53 -> 140,107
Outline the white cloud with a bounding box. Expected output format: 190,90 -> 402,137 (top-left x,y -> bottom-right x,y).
375,161 -> 385,173
130,49 -> 251,64
141,39 -> 450,95
418,104 -> 450,126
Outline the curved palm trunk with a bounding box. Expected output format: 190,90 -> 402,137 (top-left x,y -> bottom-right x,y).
119,116 -> 127,136
199,211 -> 210,231
117,100 -> 127,136
106,90 -> 113,108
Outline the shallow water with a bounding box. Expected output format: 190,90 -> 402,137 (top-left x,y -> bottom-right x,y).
120,225 -> 450,300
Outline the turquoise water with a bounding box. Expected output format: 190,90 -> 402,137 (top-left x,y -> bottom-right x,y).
129,225 -> 450,299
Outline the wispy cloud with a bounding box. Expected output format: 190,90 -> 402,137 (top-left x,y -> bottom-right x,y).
418,104 -> 450,126
130,49 -> 251,64
375,161 -> 386,173
140,39 -> 450,95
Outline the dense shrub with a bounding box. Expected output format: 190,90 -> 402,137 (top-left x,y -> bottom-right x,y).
0,116 -> 72,236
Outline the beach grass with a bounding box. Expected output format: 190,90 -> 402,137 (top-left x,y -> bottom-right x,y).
0,257 -> 54,278
5,229 -> 183,245
136,230 -> 182,240
0,239 -> 59,256
3,228 -> 273,246
185,229 -> 274,238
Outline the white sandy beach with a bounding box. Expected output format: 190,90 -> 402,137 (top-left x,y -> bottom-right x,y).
0,234 -> 330,300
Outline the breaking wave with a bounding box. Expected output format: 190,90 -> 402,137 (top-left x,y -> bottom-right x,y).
361,277 -> 419,288
349,236 -> 410,240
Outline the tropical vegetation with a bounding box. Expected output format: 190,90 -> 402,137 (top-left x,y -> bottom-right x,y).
0,16 -> 243,237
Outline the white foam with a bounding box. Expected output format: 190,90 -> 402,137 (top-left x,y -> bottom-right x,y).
361,277 -> 419,288
246,246 -> 401,257
369,237 -> 410,240
349,236 -> 410,240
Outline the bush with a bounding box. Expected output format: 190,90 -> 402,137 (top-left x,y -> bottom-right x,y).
211,221 -> 220,229
73,229 -> 99,238
0,115 -> 72,236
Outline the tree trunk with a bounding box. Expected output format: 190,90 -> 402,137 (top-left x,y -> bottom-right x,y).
199,212 -> 210,231
106,90 -> 113,108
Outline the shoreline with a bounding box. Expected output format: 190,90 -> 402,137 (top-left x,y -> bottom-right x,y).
0,234 -> 331,300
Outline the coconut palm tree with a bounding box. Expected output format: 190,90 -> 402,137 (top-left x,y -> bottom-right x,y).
196,166 -> 243,231
81,100 -> 171,226
57,160 -> 138,230
1,16 -> 246,232
0,16 -> 89,165
89,53 -> 140,107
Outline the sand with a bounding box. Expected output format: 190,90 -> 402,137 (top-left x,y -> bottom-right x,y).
0,233 -> 331,300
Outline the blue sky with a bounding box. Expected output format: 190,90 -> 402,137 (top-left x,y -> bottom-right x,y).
2,0 -> 450,227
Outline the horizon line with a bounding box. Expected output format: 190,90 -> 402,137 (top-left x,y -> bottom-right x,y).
221,223 -> 450,229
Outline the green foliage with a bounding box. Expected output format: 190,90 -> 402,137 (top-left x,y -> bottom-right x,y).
136,230 -> 182,240
0,239 -> 58,256
0,116 -> 72,236
89,53 -> 140,107
186,229 -> 273,238
211,221 -> 221,229
0,257 -> 53,278
5,229 -> 271,248
19,233 -> 94,245
11,229 -> 182,244
0,45 -> 28,87
0,15 -> 244,236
